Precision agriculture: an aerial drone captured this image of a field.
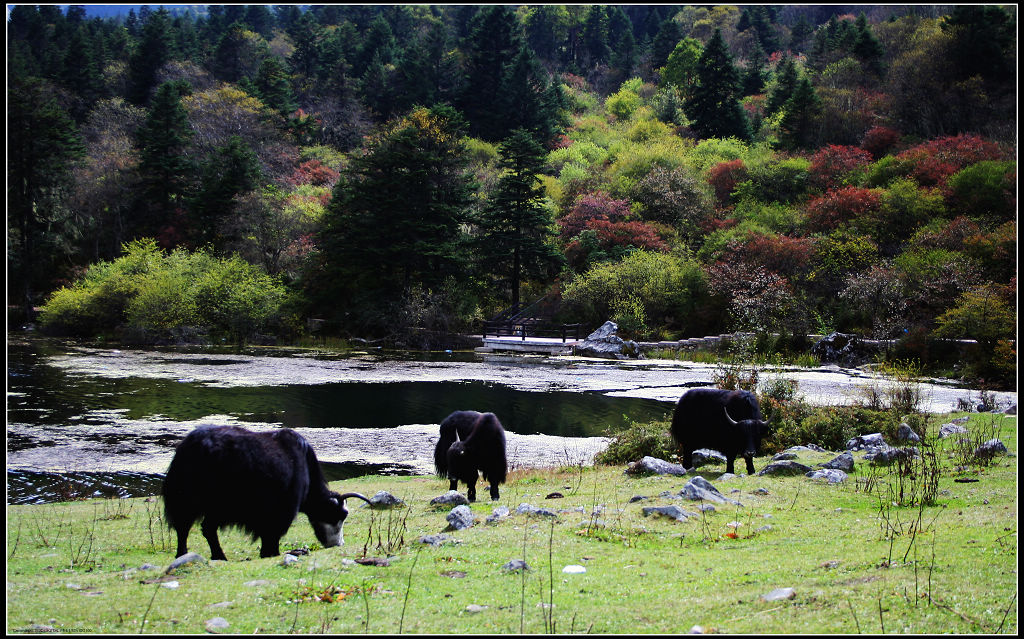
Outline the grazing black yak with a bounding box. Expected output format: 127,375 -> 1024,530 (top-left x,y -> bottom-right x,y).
434,410 -> 508,502
670,388 -> 770,475
162,425 -> 372,560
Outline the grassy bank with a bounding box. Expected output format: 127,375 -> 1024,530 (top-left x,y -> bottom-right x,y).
6,413 -> 1017,634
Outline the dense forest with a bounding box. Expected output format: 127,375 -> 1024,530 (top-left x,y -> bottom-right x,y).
7,4 -> 1017,385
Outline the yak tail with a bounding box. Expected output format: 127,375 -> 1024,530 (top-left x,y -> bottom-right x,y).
434,417 -> 460,477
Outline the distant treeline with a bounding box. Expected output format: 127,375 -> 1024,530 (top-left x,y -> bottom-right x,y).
7,5 -> 1016,386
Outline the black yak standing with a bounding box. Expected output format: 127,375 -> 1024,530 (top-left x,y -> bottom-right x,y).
434,410 -> 508,502
670,388 -> 770,475
163,425 -> 372,560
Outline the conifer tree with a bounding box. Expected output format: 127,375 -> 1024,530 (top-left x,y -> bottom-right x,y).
254,55 -> 297,117
778,77 -> 822,150
192,135 -> 262,250
135,81 -> 195,237
766,54 -> 799,115
476,129 -> 564,308
128,8 -> 174,104
581,5 -> 611,68
684,29 -> 751,140
741,39 -> 769,96
853,13 -> 884,74
650,18 -> 683,70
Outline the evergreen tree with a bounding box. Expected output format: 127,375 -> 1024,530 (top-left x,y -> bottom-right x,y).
135,81 -> 195,237
8,76 -> 85,317
501,44 -> 566,145
460,5 -> 521,140
245,5 -> 276,39
254,56 -> 297,116
790,14 -> 814,51
354,13 -> 395,78
128,8 -> 174,104
684,29 -> 751,140
853,13 -> 885,75
61,25 -> 105,119
289,11 -> 323,79
475,129 -> 564,308
316,106 -> 476,317
778,77 -> 822,150
741,39 -> 769,96
192,135 -> 262,250
650,18 -> 683,70
766,54 -> 799,115
941,5 -> 1015,84
581,5 -> 612,68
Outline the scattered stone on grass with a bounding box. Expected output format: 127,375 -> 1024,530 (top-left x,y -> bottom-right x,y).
760,587 -> 796,602
772,452 -> 798,461
820,452 -> 854,472
355,557 -> 390,567
166,552 -> 205,574
806,469 -> 848,484
243,580 -> 271,587
756,460 -> 814,477
205,617 -> 230,632
280,554 -> 299,566
207,601 -> 233,609
369,490 -> 406,509
846,433 -> 886,450
441,570 -> 466,578
446,505 -> 475,531
679,476 -> 742,506
501,559 -> 530,573
940,423 -> 969,438
562,564 -> 587,574
864,446 -> 919,465
430,491 -> 470,507
485,505 -> 511,524
516,503 -> 558,518
691,449 -> 727,467
896,423 -> 921,442
625,456 -> 689,476
545,491 -> 564,499
642,505 -> 698,522
974,439 -> 1008,459
419,534 -> 455,547
465,604 -> 488,614
628,495 -> 649,503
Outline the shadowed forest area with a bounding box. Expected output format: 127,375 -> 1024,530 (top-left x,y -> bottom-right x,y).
7,4 -> 1016,387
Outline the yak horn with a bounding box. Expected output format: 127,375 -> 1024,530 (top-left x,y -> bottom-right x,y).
723,406 -> 738,426
338,492 -> 373,505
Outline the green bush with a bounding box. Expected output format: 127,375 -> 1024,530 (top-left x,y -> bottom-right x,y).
594,419 -> 677,465
39,239 -> 287,344
561,250 -> 710,339
763,405 -> 859,452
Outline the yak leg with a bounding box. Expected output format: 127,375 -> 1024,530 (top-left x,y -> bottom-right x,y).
489,483 -> 500,501
682,448 -> 694,470
200,519 -> 227,561
725,456 -> 736,475
449,479 -> 458,492
173,522 -> 193,558
466,479 -> 477,502
259,534 -> 281,558
744,455 -> 756,475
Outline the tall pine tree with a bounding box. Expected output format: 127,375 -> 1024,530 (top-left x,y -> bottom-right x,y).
684,29 -> 751,140
475,129 -> 564,308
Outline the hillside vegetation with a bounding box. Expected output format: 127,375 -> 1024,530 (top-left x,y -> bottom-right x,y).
8,5 -> 1016,386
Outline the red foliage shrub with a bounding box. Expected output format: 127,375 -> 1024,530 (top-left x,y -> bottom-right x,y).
584,218 -> 669,253
706,159 -> 748,207
912,216 -> 982,250
861,126 -> 901,159
551,133 -> 573,150
895,134 -> 1003,188
805,186 -> 882,233
561,73 -> 588,91
558,192 -> 633,240
808,145 -> 873,190
738,233 -> 816,277
287,159 -> 340,187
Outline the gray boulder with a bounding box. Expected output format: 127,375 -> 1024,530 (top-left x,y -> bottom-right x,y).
501,559 -> 530,573
811,332 -> 880,366
757,460 -> 814,476
166,552 -> 206,573
820,452 -> 854,472
865,446 -> 919,465
625,456 -> 689,476
369,490 -> 406,509
847,433 -> 886,451
679,476 -> 742,506
772,452 -> 798,461
574,321 -> 641,359
974,439 -> 1008,460
430,490 -> 470,507
806,469 -> 848,483
485,506 -> 510,524
940,422 -> 969,438
515,503 -> 558,518
445,505 -> 475,531
691,449 -> 728,467
895,423 -> 921,443
419,534 -> 456,547
642,505 -> 698,522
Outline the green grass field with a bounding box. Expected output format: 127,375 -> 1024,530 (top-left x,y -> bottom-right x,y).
6,412 -> 1017,634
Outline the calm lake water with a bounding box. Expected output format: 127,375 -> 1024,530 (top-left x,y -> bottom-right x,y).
6,337 -> 672,504
7,335 -> 1015,505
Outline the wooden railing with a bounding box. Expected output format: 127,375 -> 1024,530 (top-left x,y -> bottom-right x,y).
481,319 -> 583,342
